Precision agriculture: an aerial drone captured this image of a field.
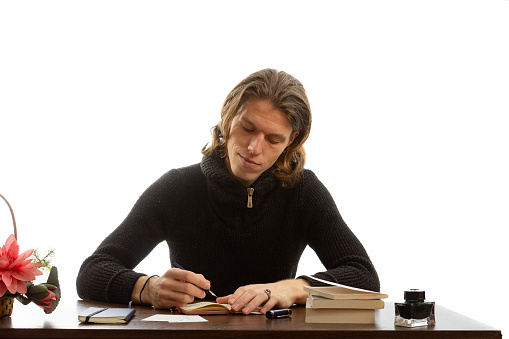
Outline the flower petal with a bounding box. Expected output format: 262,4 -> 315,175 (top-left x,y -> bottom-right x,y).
0,257 -> 9,269
2,270 -> 12,287
15,278 -> 27,294
0,280 -> 7,296
4,235 -> 17,252
7,279 -> 18,294
11,270 -> 31,281
5,235 -> 20,261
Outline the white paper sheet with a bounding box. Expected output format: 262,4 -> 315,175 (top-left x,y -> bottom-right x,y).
305,275 -> 378,293
142,314 -> 208,323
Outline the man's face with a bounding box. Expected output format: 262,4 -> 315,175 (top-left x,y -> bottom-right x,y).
225,98 -> 299,187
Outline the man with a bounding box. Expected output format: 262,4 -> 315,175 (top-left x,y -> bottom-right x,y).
77,68 -> 379,315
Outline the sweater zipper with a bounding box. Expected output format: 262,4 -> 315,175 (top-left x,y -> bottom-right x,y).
247,188 -> 254,208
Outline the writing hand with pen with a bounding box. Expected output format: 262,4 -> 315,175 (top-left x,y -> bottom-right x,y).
171,263 -> 217,297
131,262 -> 213,309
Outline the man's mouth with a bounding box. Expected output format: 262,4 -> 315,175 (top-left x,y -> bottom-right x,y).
239,154 -> 260,167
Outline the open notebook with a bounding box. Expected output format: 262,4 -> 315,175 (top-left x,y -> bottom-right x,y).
176,301 -> 231,315
176,301 -> 262,315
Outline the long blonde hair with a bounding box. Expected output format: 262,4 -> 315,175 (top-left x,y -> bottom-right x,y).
202,69 -> 312,188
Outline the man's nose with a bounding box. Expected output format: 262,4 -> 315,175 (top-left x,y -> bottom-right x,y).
248,133 -> 264,155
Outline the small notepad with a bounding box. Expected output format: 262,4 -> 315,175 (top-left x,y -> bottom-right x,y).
176,301 -> 231,315
78,307 -> 136,324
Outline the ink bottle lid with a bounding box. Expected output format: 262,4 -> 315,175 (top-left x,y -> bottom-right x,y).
404,289 -> 426,302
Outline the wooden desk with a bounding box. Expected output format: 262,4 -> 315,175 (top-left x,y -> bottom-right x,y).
0,299 -> 501,338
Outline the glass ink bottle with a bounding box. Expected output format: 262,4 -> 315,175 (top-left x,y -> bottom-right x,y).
395,289 -> 436,327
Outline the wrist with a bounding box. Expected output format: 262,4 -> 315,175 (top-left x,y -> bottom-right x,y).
292,278 -> 311,305
275,278 -> 310,305
139,275 -> 158,307
131,275 -> 158,307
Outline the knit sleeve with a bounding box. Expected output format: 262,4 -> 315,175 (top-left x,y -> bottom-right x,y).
76,169 -> 181,304
297,171 -> 380,292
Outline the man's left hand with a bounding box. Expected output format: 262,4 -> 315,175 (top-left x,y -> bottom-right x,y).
215,278 -> 310,315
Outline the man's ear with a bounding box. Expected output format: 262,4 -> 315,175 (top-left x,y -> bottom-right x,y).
288,131 -> 299,146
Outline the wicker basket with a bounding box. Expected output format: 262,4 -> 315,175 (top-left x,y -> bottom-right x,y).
0,297 -> 14,318
0,193 -> 18,318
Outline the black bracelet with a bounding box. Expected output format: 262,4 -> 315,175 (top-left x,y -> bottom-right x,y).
139,275 -> 159,307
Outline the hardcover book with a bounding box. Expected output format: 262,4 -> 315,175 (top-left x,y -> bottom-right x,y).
308,294 -> 385,309
78,307 -> 136,324
303,285 -> 388,300
305,298 -> 376,324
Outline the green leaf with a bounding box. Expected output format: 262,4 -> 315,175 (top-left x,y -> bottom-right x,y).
46,266 -> 59,287
47,299 -> 60,314
29,291 -> 50,300
28,284 -> 49,295
15,295 -> 31,305
53,287 -> 61,299
30,299 -> 47,307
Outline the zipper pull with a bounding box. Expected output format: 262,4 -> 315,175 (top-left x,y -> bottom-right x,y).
247,188 -> 254,208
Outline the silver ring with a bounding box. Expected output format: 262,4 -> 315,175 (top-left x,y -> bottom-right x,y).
264,289 -> 271,301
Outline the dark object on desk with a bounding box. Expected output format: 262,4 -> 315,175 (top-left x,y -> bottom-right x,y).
78,307 -> 136,324
395,289 -> 436,327
266,309 -> 292,319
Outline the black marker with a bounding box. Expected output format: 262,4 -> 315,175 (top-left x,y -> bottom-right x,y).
266,309 -> 292,319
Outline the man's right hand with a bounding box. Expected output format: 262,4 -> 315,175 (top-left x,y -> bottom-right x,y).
131,268 -> 211,309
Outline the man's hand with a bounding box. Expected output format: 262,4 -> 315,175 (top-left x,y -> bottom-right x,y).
131,268 -> 211,309
215,278 -> 310,315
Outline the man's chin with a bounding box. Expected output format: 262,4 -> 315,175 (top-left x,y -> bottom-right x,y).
232,170 -> 259,187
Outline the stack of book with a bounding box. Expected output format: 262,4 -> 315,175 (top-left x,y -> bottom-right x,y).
304,284 -> 388,324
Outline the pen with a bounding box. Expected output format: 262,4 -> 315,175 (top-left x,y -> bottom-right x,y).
172,262 -> 217,298
266,308 -> 292,319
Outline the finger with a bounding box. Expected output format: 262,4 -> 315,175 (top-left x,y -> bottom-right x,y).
149,280 -> 196,309
229,288 -> 258,312
241,291 -> 272,315
174,279 -> 208,298
215,295 -> 232,304
153,289 -> 195,308
160,275 -> 207,299
168,268 -> 211,290
224,286 -> 245,306
155,270 -> 207,304
259,295 -> 281,314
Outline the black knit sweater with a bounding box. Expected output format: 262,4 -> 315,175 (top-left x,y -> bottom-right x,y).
76,153 -> 380,304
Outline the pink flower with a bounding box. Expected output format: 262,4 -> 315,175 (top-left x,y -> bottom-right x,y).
0,234 -> 43,297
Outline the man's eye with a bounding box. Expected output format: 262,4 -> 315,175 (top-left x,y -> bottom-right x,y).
242,126 -> 254,132
268,138 -> 281,145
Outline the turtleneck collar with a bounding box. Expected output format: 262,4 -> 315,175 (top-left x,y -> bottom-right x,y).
200,152 -> 278,211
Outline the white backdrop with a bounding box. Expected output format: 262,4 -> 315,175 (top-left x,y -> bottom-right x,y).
1,0 -> 507,334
